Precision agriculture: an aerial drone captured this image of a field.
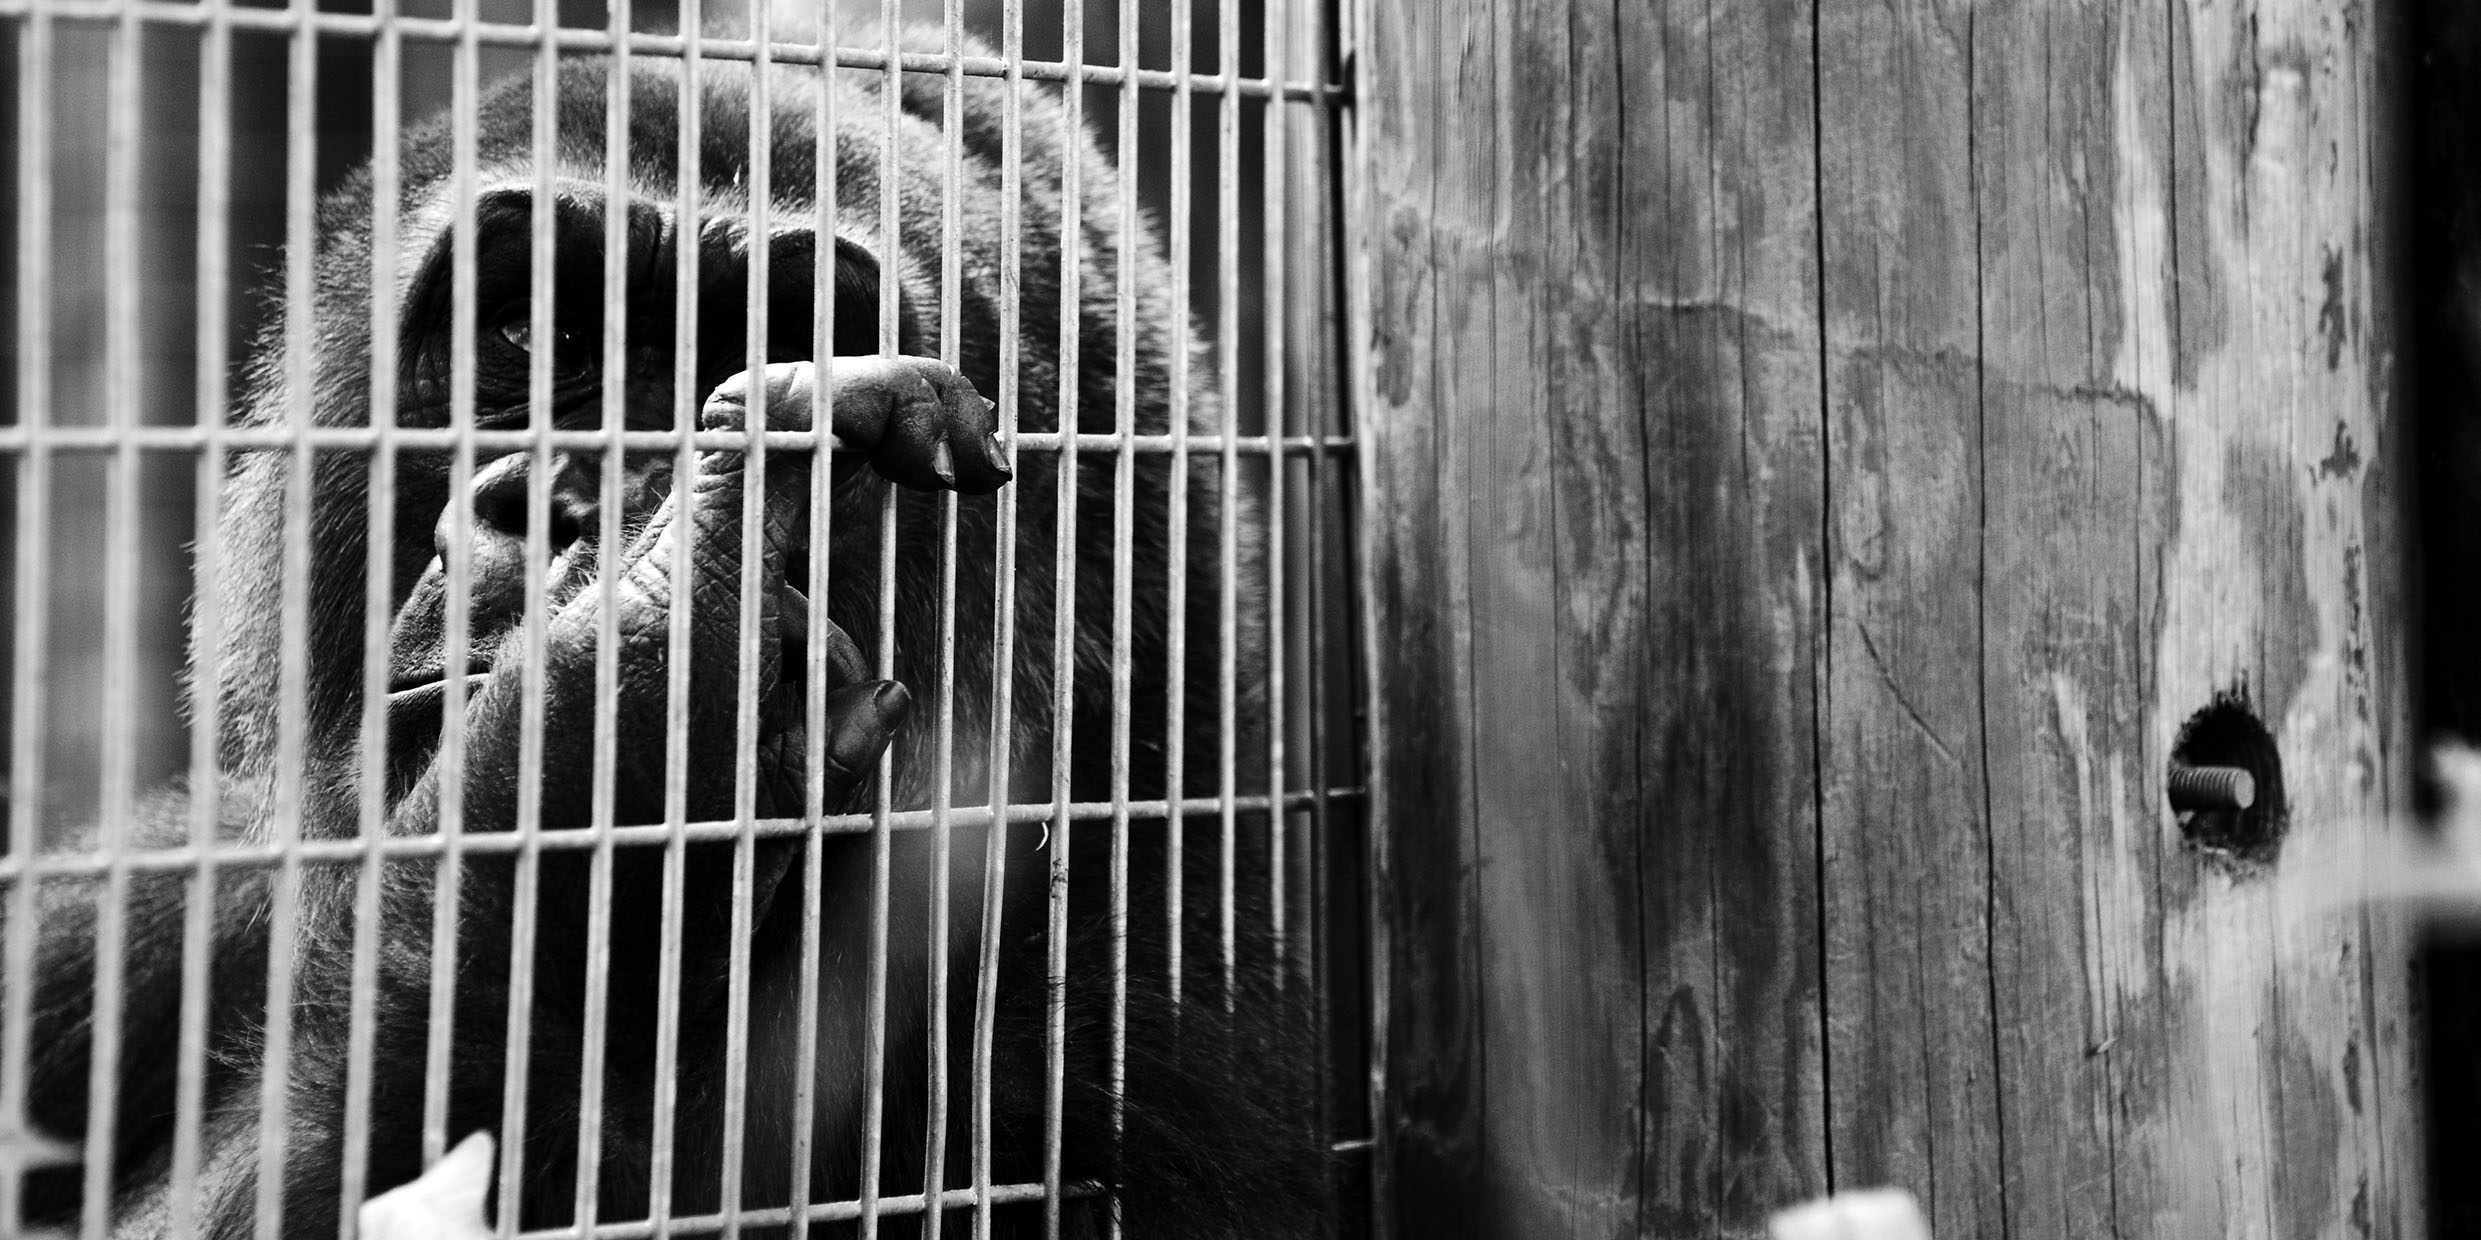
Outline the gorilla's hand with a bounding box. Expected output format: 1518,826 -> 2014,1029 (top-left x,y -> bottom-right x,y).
400,357 -> 1005,831
714,356 -> 1011,494
548,356 -> 1002,821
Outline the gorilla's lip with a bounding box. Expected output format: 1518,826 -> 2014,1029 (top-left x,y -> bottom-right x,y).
385,670 -> 494,707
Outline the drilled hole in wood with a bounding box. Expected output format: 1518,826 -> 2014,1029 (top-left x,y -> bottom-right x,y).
2170,694 -> 2286,859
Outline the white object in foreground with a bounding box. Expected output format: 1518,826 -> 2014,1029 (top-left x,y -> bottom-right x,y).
357,1131 -> 496,1240
1769,1189 -> 1931,1240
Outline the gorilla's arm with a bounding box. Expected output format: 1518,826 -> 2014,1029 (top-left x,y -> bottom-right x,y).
391,354 -> 1003,975
349,357 -> 1003,1185
13,798 -> 277,1217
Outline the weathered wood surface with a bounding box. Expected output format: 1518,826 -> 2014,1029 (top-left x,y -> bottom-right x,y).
1354,1 -> 2419,1237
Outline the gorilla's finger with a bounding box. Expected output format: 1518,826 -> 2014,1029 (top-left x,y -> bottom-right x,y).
702,362 -> 814,432
699,363 -> 824,549
875,357 -> 1010,494
815,680 -> 911,791
820,616 -> 872,688
776,355 -> 1009,495
775,585 -> 873,688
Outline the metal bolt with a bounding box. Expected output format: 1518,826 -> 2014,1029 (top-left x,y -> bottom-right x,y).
2168,763 -> 2256,813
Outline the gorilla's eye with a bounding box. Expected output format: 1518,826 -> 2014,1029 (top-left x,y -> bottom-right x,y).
492,304 -> 592,377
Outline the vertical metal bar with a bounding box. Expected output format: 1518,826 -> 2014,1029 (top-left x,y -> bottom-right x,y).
170,1 -> 233,1230
573,0 -> 634,1223
254,0 -> 323,1225
1105,0 -> 1140,1234
1336,0 -> 1390,1231
855,8 -> 903,1234
967,4 -> 1025,1234
339,0 -> 404,1227
0,12 -> 49,1229
422,0 -> 485,1170
918,1 -> 966,1233
88,0 -> 140,1203
1043,3 -> 1086,1235
788,7 -> 837,1233
494,1 -> 565,1226
1259,0 -> 1291,993
1290,0 -> 1340,1211
0,4 -> 49,1230
1213,0 -> 1239,1017
78,6 -> 144,1236
720,1 -> 776,1231
651,0 -> 708,1219
1161,0 -> 1195,1020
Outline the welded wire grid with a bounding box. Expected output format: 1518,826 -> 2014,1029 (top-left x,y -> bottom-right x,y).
0,0 -> 1373,1237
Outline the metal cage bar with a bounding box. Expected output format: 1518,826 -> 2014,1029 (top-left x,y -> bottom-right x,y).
855,10 -> 905,1235
249,0 -> 325,1226
967,5 -> 1026,1234
1041,1 -> 1086,1232
0,0 -> 51,1222
787,7 -> 840,1235
78,5 -> 143,1236
917,7 -> 967,1237
0,2 -> 1369,1236
570,0 -> 637,1220
717,0 -> 776,1232
338,0 -> 407,1222
1213,0 -> 1242,1022
1103,0 -> 1139,1230
169,0 -> 235,1229
648,0 -> 709,1220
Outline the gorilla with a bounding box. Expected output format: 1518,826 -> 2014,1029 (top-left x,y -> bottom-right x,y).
10,23 -> 1323,1240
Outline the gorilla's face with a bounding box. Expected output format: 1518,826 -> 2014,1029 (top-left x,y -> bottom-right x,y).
370,179 -> 902,803
204,56 -> 1033,826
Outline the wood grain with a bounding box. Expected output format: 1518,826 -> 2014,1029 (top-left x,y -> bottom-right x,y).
1355,1 -> 2419,1237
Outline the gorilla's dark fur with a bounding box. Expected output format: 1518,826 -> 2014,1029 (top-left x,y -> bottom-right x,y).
14,25 -> 1322,1239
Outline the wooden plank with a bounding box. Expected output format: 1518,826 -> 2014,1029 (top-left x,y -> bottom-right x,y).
2135,1 -> 2420,1236
1631,1 -> 1830,1232
1970,5 -> 2179,1238
1357,2 -> 2418,1236
1358,0 -> 1834,1233
1358,0 -> 1488,1232
1461,0 -> 1646,1228
1812,4 -> 2007,1234
1428,1 -> 1647,1232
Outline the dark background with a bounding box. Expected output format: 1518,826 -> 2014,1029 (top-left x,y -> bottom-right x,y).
2401,0 -> 2481,1234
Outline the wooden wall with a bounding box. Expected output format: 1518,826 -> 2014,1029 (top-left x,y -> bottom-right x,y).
1349,1 -> 2422,1236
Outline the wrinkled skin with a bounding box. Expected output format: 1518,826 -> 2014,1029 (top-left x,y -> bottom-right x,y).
386,359 -> 1007,838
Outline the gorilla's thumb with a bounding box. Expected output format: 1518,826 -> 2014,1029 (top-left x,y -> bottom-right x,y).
817,680 -> 911,792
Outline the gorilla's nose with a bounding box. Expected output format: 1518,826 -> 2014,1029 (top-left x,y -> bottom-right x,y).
440,454 -> 589,561
436,454 -> 593,631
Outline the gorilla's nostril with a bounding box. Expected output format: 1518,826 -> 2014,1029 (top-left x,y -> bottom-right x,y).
548,506 -> 584,551
472,482 -> 528,539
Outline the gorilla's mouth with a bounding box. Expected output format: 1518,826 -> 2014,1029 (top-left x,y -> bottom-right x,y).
384,670 -> 495,797
386,668 -> 495,709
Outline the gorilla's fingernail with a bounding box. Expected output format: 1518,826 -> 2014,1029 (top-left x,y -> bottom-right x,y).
930,441 -> 957,487
981,433 -> 1011,478
872,680 -> 912,724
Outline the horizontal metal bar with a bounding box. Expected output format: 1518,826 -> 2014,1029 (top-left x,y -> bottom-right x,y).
0,3 -> 1350,100
0,426 -> 1356,458
0,787 -> 1367,880
513,1180 -> 1104,1240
